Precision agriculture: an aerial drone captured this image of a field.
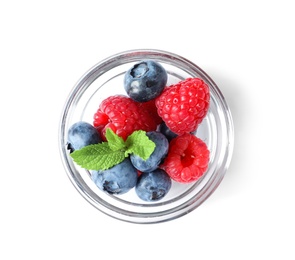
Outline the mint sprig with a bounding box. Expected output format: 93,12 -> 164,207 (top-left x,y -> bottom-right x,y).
125,130 -> 155,160
70,129 -> 156,171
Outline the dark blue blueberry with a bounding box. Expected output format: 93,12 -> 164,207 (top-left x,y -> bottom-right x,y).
159,122 -> 178,142
130,131 -> 169,172
124,60 -> 167,102
135,169 -> 172,202
91,158 -> 138,195
67,121 -> 101,152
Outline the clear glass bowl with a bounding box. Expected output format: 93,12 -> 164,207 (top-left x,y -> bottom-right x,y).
58,49 -> 234,224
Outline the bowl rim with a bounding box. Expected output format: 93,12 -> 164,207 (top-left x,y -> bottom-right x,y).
58,48 -> 234,224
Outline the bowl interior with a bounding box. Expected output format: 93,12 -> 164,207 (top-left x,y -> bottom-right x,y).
59,49 -> 234,223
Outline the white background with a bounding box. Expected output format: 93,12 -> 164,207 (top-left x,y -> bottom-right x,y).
1,0 -> 294,259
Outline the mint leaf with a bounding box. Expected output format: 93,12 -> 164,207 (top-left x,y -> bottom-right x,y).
105,128 -> 126,151
69,129 -> 156,171
125,130 -> 156,160
70,142 -> 125,170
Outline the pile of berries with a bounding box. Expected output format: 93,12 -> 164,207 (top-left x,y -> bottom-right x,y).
67,60 -> 210,202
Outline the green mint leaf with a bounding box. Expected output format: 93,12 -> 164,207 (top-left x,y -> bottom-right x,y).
105,128 -> 126,151
69,129 -> 155,171
125,130 -> 156,160
70,142 -> 125,170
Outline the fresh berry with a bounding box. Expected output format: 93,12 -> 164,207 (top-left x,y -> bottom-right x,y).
137,99 -> 162,125
135,169 -> 172,202
124,60 -> 167,102
159,121 -> 178,142
160,133 -> 210,183
130,131 -> 169,172
155,78 -> 210,135
91,158 -> 138,195
93,95 -> 157,140
67,121 -> 102,152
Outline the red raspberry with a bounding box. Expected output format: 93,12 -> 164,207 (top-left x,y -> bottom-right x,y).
137,99 -> 163,126
93,95 -> 157,140
160,133 -> 210,183
155,78 -> 210,135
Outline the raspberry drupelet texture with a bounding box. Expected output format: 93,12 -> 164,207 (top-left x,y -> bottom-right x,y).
93,95 -> 157,140
161,133 -> 210,183
137,98 -> 163,126
155,78 -> 210,135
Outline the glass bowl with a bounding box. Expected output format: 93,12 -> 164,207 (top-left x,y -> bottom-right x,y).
58,49 -> 234,224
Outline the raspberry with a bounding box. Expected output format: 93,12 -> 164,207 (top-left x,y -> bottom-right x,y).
155,78 -> 210,135
160,133 -> 210,183
93,95 -> 157,140
137,99 -> 163,125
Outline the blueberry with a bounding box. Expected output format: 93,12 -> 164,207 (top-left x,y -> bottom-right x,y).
159,122 -> 178,142
67,121 -> 102,152
130,131 -> 169,172
124,60 -> 167,102
136,169 -> 172,202
91,158 -> 138,195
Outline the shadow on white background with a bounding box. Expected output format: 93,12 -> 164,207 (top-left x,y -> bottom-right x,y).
205,68 -> 251,202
